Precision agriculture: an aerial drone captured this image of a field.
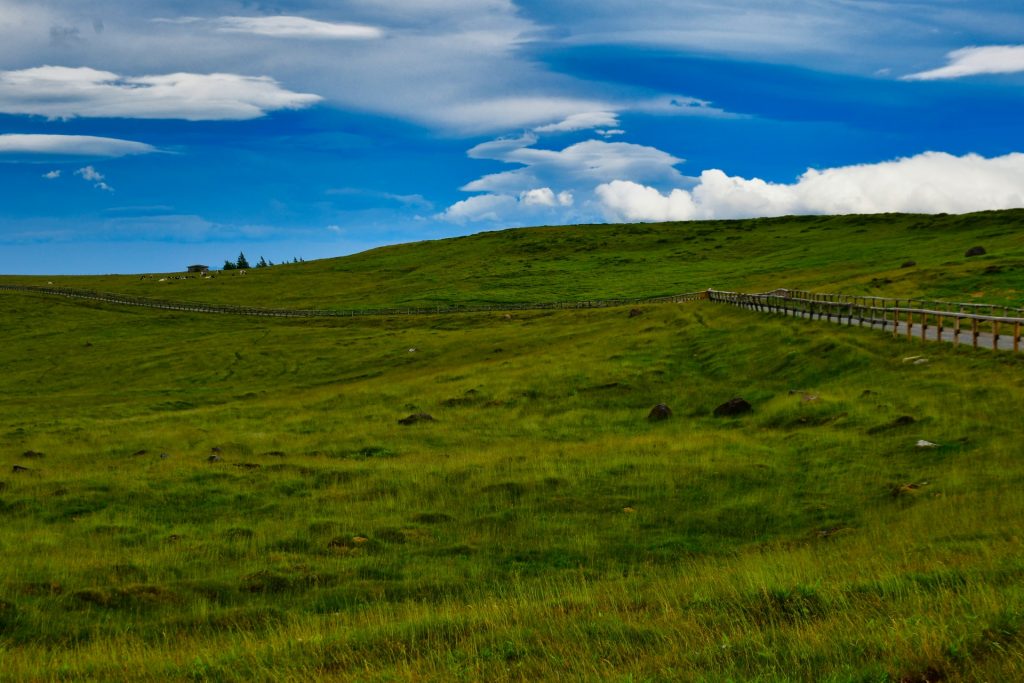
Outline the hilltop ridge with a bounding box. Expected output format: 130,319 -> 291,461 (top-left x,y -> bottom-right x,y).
3,210 -> 1023,309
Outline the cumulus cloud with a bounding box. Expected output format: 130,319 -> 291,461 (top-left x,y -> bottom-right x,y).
214,16 -> 383,40
75,165 -> 103,182
0,134 -> 156,160
0,66 -> 322,120
519,187 -> 574,207
903,45 -> 1024,80
42,169 -> 60,179
463,134 -> 685,194
596,152 -> 1024,222
75,165 -> 114,191
438,193 -> 517,223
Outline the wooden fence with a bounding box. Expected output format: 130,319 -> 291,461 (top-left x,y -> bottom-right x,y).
0,284 -> 708,318
708,288 -> 1024,353
5,282 -> 1021,353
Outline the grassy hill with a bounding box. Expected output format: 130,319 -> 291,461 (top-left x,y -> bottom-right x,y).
3,210 -> 1024,309
1,214 -> 1023,681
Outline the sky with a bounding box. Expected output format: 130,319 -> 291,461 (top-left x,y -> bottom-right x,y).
1,1 -> 1023,274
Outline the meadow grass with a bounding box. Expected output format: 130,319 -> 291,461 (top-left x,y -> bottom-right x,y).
1,281 -> 1023,680
3,210 -> 1023,310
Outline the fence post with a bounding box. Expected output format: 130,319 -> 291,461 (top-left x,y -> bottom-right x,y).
973,318 -> 979,349
907,311 -> 913,340
993,320 -> 1000,351
1016,322 -> 1021,353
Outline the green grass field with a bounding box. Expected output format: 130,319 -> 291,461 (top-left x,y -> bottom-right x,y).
1,212 -> 1023,681
3,210 -> 1023,309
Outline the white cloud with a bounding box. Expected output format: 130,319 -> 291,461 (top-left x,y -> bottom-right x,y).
518,187 -> 574,207
440,97 -> 616,134
0,66 -> 321,120
214,16 -> 383,40
42,169 -> 60,179
463,134 -> 685,194
0,1 -> 744,134
438,193 -> 517,223
75,165 -> 104,182
75,165 -> 114,191
596,152 -> 1024,222
631,95 -> 735,118
903,45 -> 1024,80
596,181 -> 698,222
0,134 -> 156,160
438,187 -> 578,223
534,111 -> 620,134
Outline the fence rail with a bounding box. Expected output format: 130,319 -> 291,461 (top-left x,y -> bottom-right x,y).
0,284 -> 708,318
708,288 -> 1024,353
5,282 -> 1022,353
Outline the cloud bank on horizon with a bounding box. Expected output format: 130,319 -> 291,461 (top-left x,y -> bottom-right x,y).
0,0 -> 1023,272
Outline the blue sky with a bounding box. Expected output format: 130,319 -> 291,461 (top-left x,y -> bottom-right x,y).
1,1 -> 1023,274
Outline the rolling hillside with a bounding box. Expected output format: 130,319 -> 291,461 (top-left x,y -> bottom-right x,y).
4,210 -> 1024,309
1,214 -> 1023,681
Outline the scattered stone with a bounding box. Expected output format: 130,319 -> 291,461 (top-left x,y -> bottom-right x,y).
900,260 -> 917,268
207,455 -> 222,463
867,415 -> 916,435
210,446 -> 222,454
412,512 -> 453,524
622,506 -> 636,514
965,246 -> 987,257
159,452 -> 170,459
913,358 -> 930,366
902,356 -> 923,364
398,413 -> 435,425
408,347 -> 418,353
647,403 -> 672,421
21,450 -> 44,459
916,440 -> 939,449
502,314 -> 513,321
628,308 -> 644,318
816,526 -> 852,538
801,393 -> 819,402
898,665 -> 946,683
714,397 -> 752,417
892,482 -> 928,497
11,465 -> 31,473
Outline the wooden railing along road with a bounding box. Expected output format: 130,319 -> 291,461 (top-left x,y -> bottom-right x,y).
707,288 -> 1024,353
3,283 -> 1021,354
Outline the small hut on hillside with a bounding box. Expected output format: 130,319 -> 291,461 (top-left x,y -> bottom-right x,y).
187,264 -> 209,274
